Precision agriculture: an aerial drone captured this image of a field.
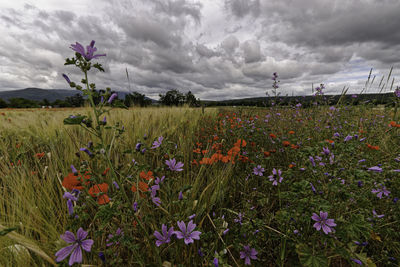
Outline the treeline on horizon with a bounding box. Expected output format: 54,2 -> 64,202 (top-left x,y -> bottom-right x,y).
0,89 -> 397,108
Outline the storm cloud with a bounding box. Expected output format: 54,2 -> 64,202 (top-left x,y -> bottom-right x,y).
0,0 -> 399,100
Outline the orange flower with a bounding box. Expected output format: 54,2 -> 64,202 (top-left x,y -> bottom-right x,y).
325,139 -> 334,144
88,183 -> 110,205
191,159 -> 198,165
263,151 -> 271,157
389,121 -> 400,127
289,164 -> 295,168
288,131 -> 295,134
34,152 -> 45,158
193,148 -> 201,154
234,139 -> 246,147
202,150 -> 209,155
366,144 -> 380,150
131,181 -> 149,193
282,141 -> 290,147
269,133 -> 276,138
291,144 -> 299,149
62,172 -> 91,191
102,168 -> 111,176
140,171 -> 154,181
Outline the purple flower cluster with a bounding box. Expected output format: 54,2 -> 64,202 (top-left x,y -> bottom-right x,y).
165,158 -> 184,171
154,220 -> 201,246
268,168 -> 283,186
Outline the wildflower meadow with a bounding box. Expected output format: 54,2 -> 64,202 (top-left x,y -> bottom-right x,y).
0,40 -> 399,266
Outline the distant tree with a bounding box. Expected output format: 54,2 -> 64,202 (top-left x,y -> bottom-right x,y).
8,98 -> 39,108
0,98 -> 7,108
41,98 -> 51,106
66,93 -> 85,107
125,92 -> 152,107
159,89 -> 185,106
52,99 -> 71,107
185,91 -> 200,107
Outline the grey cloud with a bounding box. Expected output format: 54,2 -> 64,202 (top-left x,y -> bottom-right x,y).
241,40 -> 261,63
196,44 -> 218,58
221,35 -> 239,55
225,0 -> 260,18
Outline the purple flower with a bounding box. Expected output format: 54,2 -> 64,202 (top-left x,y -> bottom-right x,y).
133,202 -> 138,212
80,147 -> 93,157
371,184 -> 390,199
368,166 -> 383,172
165,158 -> 184,171
106,228 -> 123,247
112,181 -> 119,190
70,40 -> 106,61
240,245 -> 258,265
268,168 -> 283,186
154,224 -> 174,247
151,136 -> 164,149
155,176 -> 165,184
178,191 -> 183,200
62,74 -> 71,85
223,228 -> 229,235
344,135 -> 353,142
63,190 -> 80,216
311,211 -> 336,234
351,258 -> 363,265
70,164 -> 78,175
188,214 -> 196,220
372,209 -> 384,218
394,87 -> 400,98
253,165 -> 265,176
102,116 -> 107,124
55,228 -> 94,266
234,212 -> 244,225
309,156 -> 316,167
135,143 -> 142,151
310,182 -> 317,194
213,257 -> 219,267
322,147 -> 330,155
107,93 -> 118,104
174,220 -> 201,245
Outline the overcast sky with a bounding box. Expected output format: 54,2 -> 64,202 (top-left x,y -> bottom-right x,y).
1,0 -> 400,100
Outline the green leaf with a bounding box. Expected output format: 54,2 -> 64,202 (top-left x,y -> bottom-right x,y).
296,244 -> 328,267
0,226 -> 18,236
63,114 -> 87,125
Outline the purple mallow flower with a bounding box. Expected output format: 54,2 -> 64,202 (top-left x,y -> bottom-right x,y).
151,136 -> 164,149
80,147 -> 93,157
165,158 -> 184,171
107,93 -> 118,104
70,164 -> 78,175
253,165 -> 265,176
106,228 -> 123,247
174,220 -> 201,245
62,74 -> 71,85
344,135 -> 353,142
351,258 -> 363,265
154,224 -> 174,247
63,189 -> 80,216
240,245 -> 258,265
368,166 -> 383,172
311,211 -> 336,234
268,168 -> 283,186
70,40 -> 106,61
371,184 -> 390,199
55,228 -> 94,266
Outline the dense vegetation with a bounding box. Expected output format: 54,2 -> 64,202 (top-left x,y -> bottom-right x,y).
1,40 -> 399,266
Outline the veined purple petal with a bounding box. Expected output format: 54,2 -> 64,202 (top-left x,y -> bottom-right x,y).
55,244 -> 76,262
61,231 -> 76,243
186,220 -> 196,233
81,239 -> 94,252
69,245 -> 82,266
76,228 -> 88,240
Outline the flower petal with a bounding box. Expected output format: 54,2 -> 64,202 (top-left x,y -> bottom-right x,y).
69,246 -> 82,266
55,244 -> 76,262
81,239 -> 94,252
76,228 -> 88,240
61,231 -> 76,243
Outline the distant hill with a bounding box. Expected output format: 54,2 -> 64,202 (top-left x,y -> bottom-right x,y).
0,88 -> 155,102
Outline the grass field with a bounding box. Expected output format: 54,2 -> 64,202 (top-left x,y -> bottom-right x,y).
0,104 -> 399,266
